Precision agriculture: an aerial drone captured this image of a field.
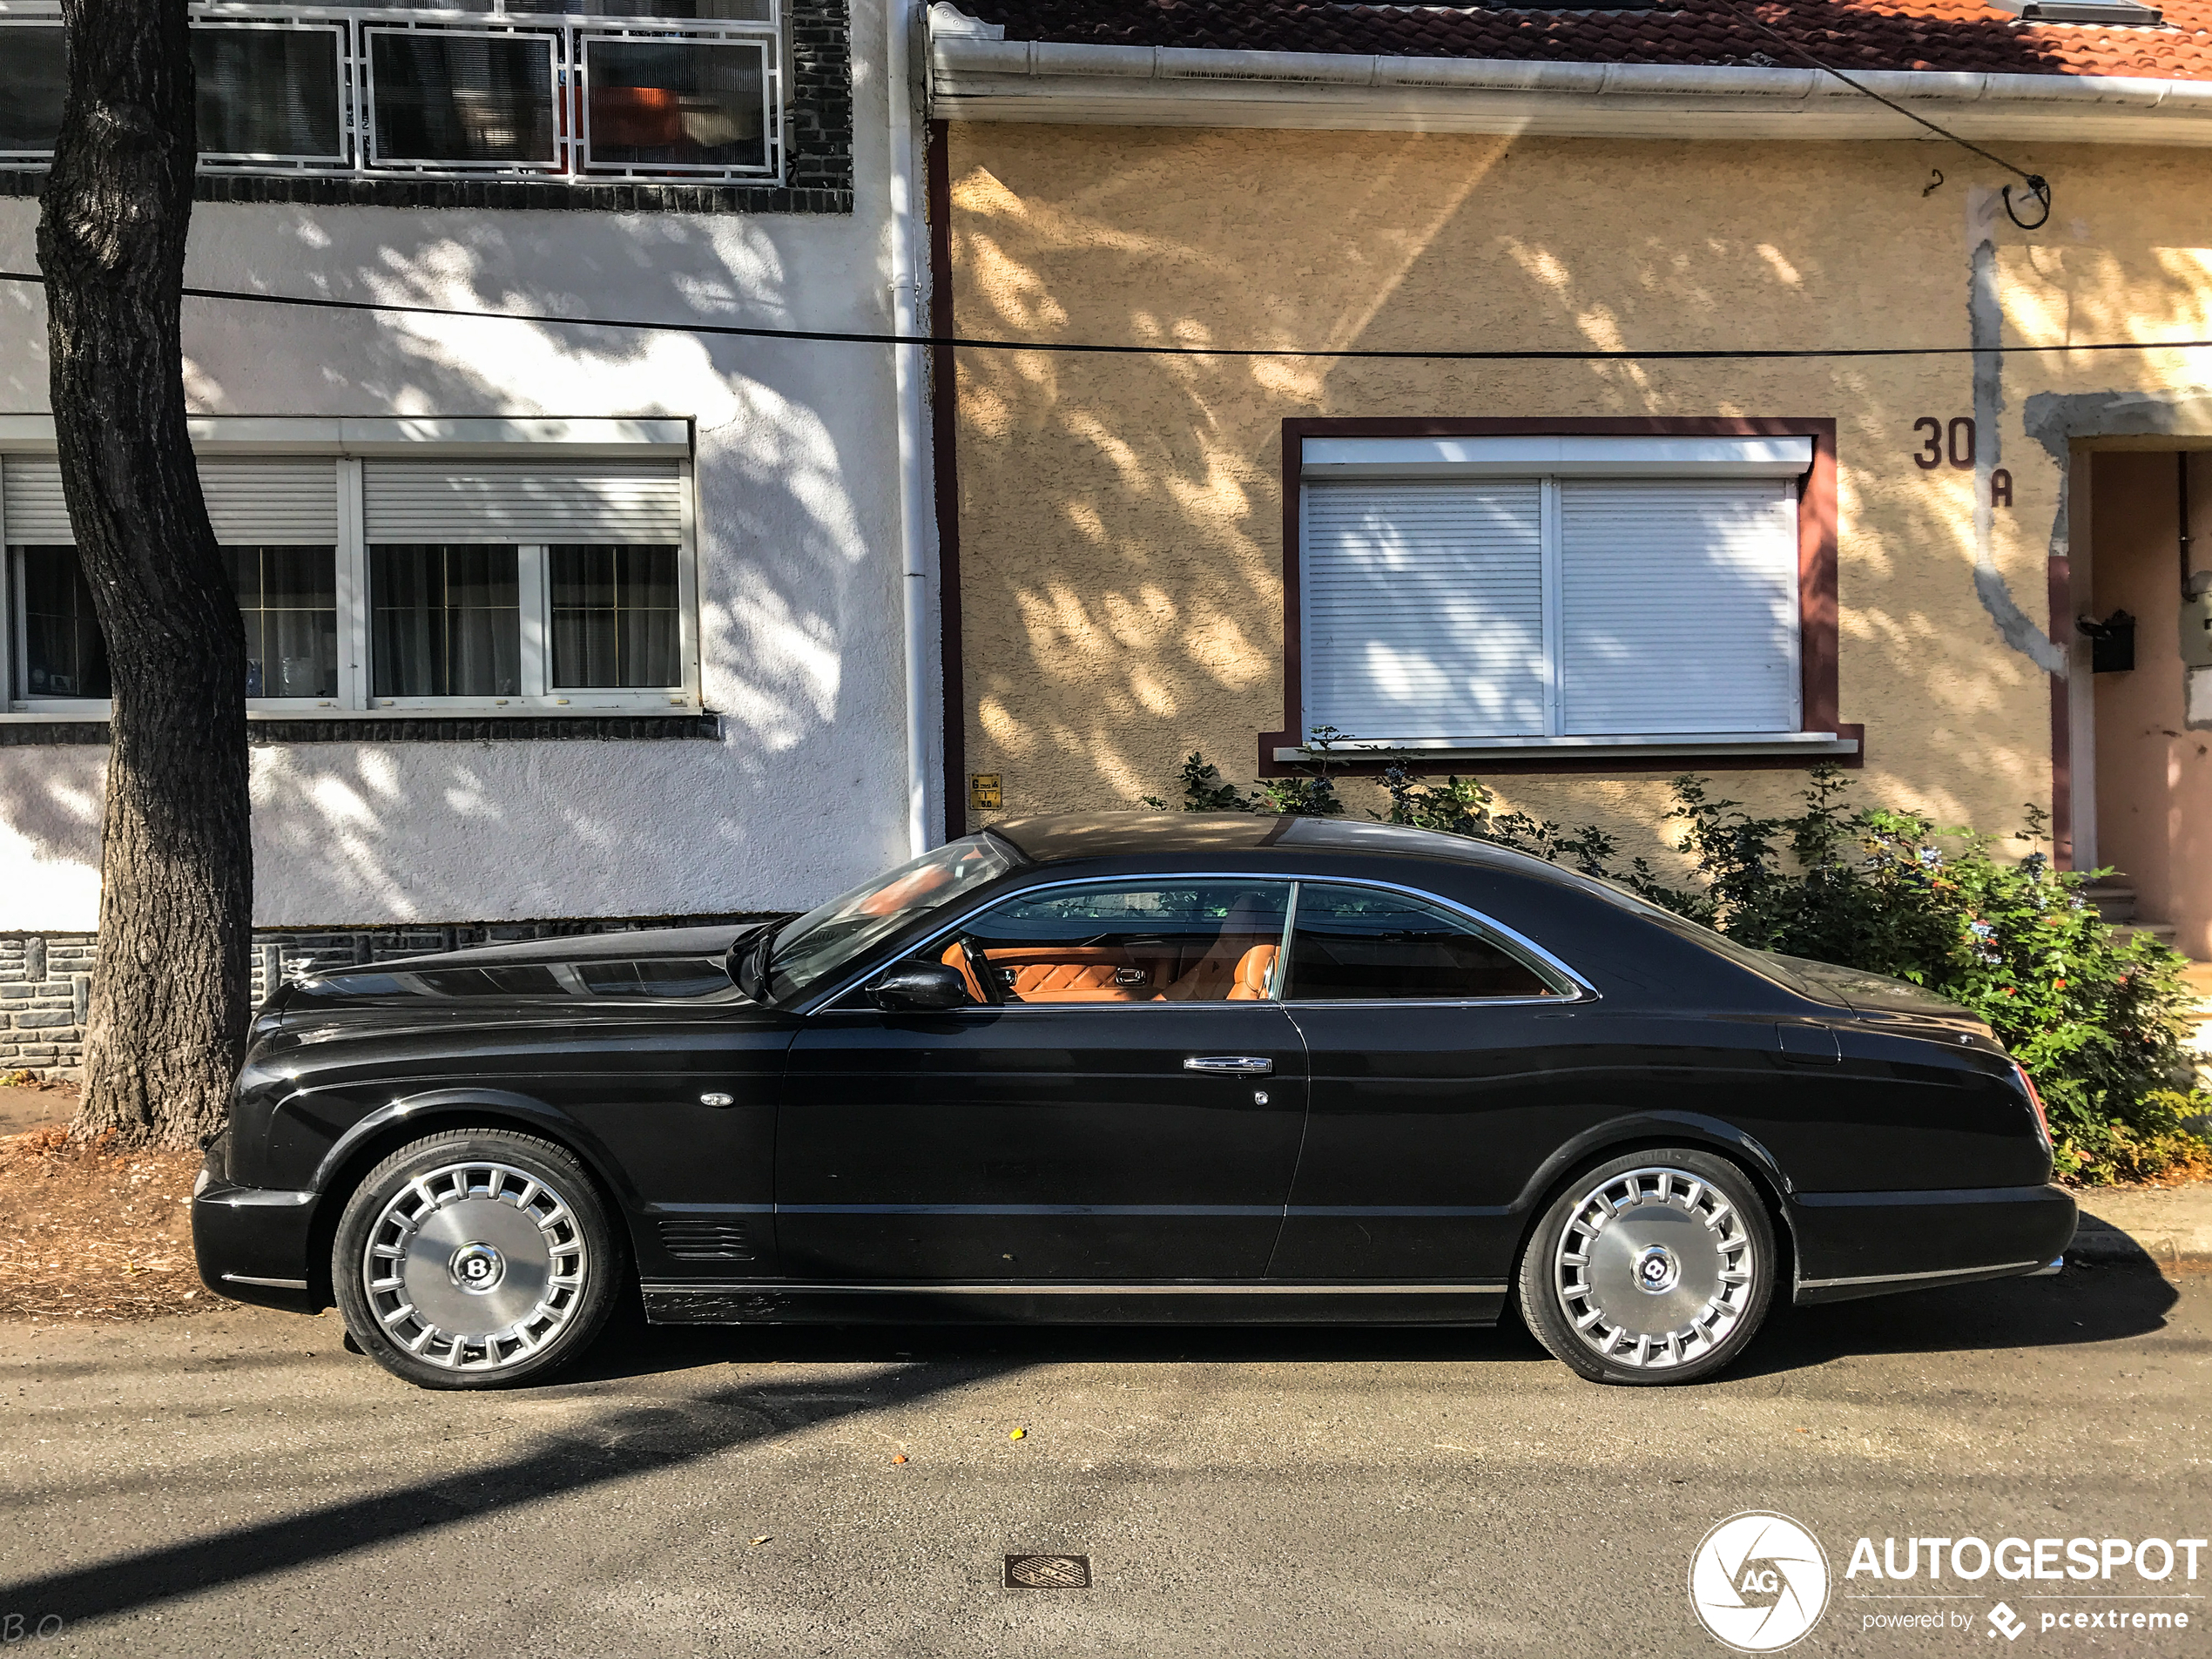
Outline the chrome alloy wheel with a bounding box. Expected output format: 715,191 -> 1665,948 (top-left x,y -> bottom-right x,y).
362,1160 -> 588,1372
1553,1165 -> 1756,1372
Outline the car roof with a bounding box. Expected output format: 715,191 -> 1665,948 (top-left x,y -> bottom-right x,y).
984,813 -> 1569,878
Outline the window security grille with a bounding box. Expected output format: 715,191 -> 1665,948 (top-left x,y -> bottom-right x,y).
0,2 -> 782,184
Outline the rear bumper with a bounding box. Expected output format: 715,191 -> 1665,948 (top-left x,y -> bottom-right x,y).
191,1174 -> 325,1314
1790,1183 -> 2078,1305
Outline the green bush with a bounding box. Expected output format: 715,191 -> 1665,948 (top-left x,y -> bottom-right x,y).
1148,745 -> 2212,1185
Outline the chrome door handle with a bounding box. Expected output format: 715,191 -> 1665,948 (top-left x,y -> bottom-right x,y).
1184,1055 -> 1272,1076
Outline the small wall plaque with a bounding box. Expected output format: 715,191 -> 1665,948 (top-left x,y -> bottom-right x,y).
970,773 -> 1002,810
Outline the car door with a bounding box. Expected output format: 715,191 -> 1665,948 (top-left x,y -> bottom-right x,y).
777,877 -> 1308,1281
1266,880 -> 1590,1282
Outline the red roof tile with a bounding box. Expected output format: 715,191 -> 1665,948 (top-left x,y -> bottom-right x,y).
961,0 -> 2212,82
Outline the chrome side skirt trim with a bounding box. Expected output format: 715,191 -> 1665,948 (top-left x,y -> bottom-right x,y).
2029,1257 -> 2066,1277
643,1278 -> 1509,1297
221,1272 -> 311,1290
1798,1259 -> 2039,1291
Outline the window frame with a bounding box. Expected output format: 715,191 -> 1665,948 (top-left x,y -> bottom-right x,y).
0,2 -> 786,185
192,16 -> 352,169
0,422 -> 701,720
1268,417 -> 1857,779
811,872 -> 1593,1015
1273,878 -> 1581,1008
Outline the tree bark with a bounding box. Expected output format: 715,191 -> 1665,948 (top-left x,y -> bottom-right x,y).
37,0 -> 252,1150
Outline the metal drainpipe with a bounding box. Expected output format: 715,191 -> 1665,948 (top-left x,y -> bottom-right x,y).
887,0 -> 935,856
2182,452 -> 2195,596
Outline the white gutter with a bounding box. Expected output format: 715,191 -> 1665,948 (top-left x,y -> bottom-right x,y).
889,0 -> 938,854
929,32 -> 2212,145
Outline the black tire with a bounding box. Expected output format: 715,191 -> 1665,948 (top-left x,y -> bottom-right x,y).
332,1128 -> 625,1391
1516,1147 -> 1777,1386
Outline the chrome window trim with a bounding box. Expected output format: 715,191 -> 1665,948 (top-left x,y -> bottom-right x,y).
798,869 -> 1596,1016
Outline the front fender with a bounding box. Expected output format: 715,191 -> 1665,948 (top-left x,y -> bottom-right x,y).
306,1086 -> 645,1211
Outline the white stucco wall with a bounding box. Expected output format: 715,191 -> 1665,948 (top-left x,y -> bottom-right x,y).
0,0 -> 928,930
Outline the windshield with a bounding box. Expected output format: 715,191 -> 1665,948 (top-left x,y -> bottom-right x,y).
768,833 -> 1020,1000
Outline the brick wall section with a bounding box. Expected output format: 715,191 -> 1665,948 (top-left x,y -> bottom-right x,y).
0,914 -> 767,1082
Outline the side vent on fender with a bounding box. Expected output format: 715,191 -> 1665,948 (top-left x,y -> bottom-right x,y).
658,1219 -> 758,1262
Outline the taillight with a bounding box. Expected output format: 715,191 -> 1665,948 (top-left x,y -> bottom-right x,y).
2013,1062 -> 2051,1150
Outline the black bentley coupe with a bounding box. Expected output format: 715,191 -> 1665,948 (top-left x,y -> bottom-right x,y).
194,813 -> 2075,1390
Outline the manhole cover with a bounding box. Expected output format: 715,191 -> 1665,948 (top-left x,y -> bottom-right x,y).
1005,1554 -> 1091,1588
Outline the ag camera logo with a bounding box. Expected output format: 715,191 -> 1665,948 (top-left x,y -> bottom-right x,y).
1689,1512 -> 1832,1652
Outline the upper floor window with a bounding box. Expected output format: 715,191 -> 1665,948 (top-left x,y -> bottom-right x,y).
1,442 -> 699,717
0,1 -> 781,184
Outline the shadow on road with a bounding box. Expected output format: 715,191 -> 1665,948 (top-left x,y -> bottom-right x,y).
1730,1259 -> 2183,1379
3,1265 -> 2179,1627
573,1256 -> 2182,1382
0,1357 -> 1013,1629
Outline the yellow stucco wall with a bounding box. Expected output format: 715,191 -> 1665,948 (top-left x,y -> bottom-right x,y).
945,123 -> 2212,871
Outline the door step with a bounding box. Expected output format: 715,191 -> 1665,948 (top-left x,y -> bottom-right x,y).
2082,880 -> 2138,924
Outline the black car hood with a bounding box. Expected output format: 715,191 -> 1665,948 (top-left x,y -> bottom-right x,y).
276,922 -> 773,1017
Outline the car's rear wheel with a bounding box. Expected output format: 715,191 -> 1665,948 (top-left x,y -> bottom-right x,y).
333,1128 -> 624,1390
1517,1148 -> 1776,1386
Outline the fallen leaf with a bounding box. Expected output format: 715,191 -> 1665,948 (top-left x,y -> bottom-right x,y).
749,1535 -> 773,1547
892,1454 -> 907,1464
1008,1428 -> 1026,1440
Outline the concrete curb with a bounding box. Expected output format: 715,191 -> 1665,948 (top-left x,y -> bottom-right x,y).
2068,1185 -> 2212,1269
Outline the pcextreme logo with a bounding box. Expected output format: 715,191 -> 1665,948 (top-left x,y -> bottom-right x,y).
1689,1512 -> 1833,1653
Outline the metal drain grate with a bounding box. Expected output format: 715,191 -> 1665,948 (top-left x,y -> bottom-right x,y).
657,1219 -> 757,1262
1004,1554 -> 1090,1589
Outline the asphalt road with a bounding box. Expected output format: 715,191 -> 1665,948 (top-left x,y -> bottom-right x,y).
2,1264 -> 2206,1657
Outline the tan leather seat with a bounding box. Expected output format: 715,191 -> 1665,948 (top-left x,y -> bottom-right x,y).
1158,941 -> 1278,1001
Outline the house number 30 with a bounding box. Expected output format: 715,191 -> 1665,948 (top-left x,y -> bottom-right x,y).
1912,416 -> 2011,506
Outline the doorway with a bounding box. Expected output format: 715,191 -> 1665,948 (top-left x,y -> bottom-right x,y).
2082,449 -> 2212,961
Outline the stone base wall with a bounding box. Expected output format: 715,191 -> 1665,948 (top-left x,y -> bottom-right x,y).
0,914 -> 761,1082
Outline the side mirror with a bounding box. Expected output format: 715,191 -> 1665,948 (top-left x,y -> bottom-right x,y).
869,961 -> 974,1012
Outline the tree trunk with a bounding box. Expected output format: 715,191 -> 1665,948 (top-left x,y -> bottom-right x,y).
37,0 -> 252,1150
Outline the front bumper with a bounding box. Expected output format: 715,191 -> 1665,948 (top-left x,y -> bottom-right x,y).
1791,1183 -> 2078,1305
191,1174 -> 325,1313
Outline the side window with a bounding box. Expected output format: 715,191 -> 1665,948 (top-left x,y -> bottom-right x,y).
1285,883 -> 1556,1001
952,881 -> 1292,1004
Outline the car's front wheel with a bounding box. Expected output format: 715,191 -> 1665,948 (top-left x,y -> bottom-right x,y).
333,1128 -> 624,1390
1517,1148 -> 1776,1386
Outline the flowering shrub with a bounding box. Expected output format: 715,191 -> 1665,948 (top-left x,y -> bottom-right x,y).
1149,747 -> 2212,1184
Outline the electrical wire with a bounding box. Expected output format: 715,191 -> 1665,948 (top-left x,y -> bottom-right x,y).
3,267 -> 2195,359
1698,0 -> 2053,229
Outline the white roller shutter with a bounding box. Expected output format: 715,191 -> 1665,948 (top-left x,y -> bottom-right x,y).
1,456 -> 71,543
3,455 -> 342,543
362,459 -> 685,543
1559,478 -> 1798,735
198,457 -> 341,544
1303,479 -> 1547,741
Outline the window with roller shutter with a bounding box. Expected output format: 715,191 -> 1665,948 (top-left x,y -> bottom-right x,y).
1,439 -> 698,718
1285,426 -> 1851,767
